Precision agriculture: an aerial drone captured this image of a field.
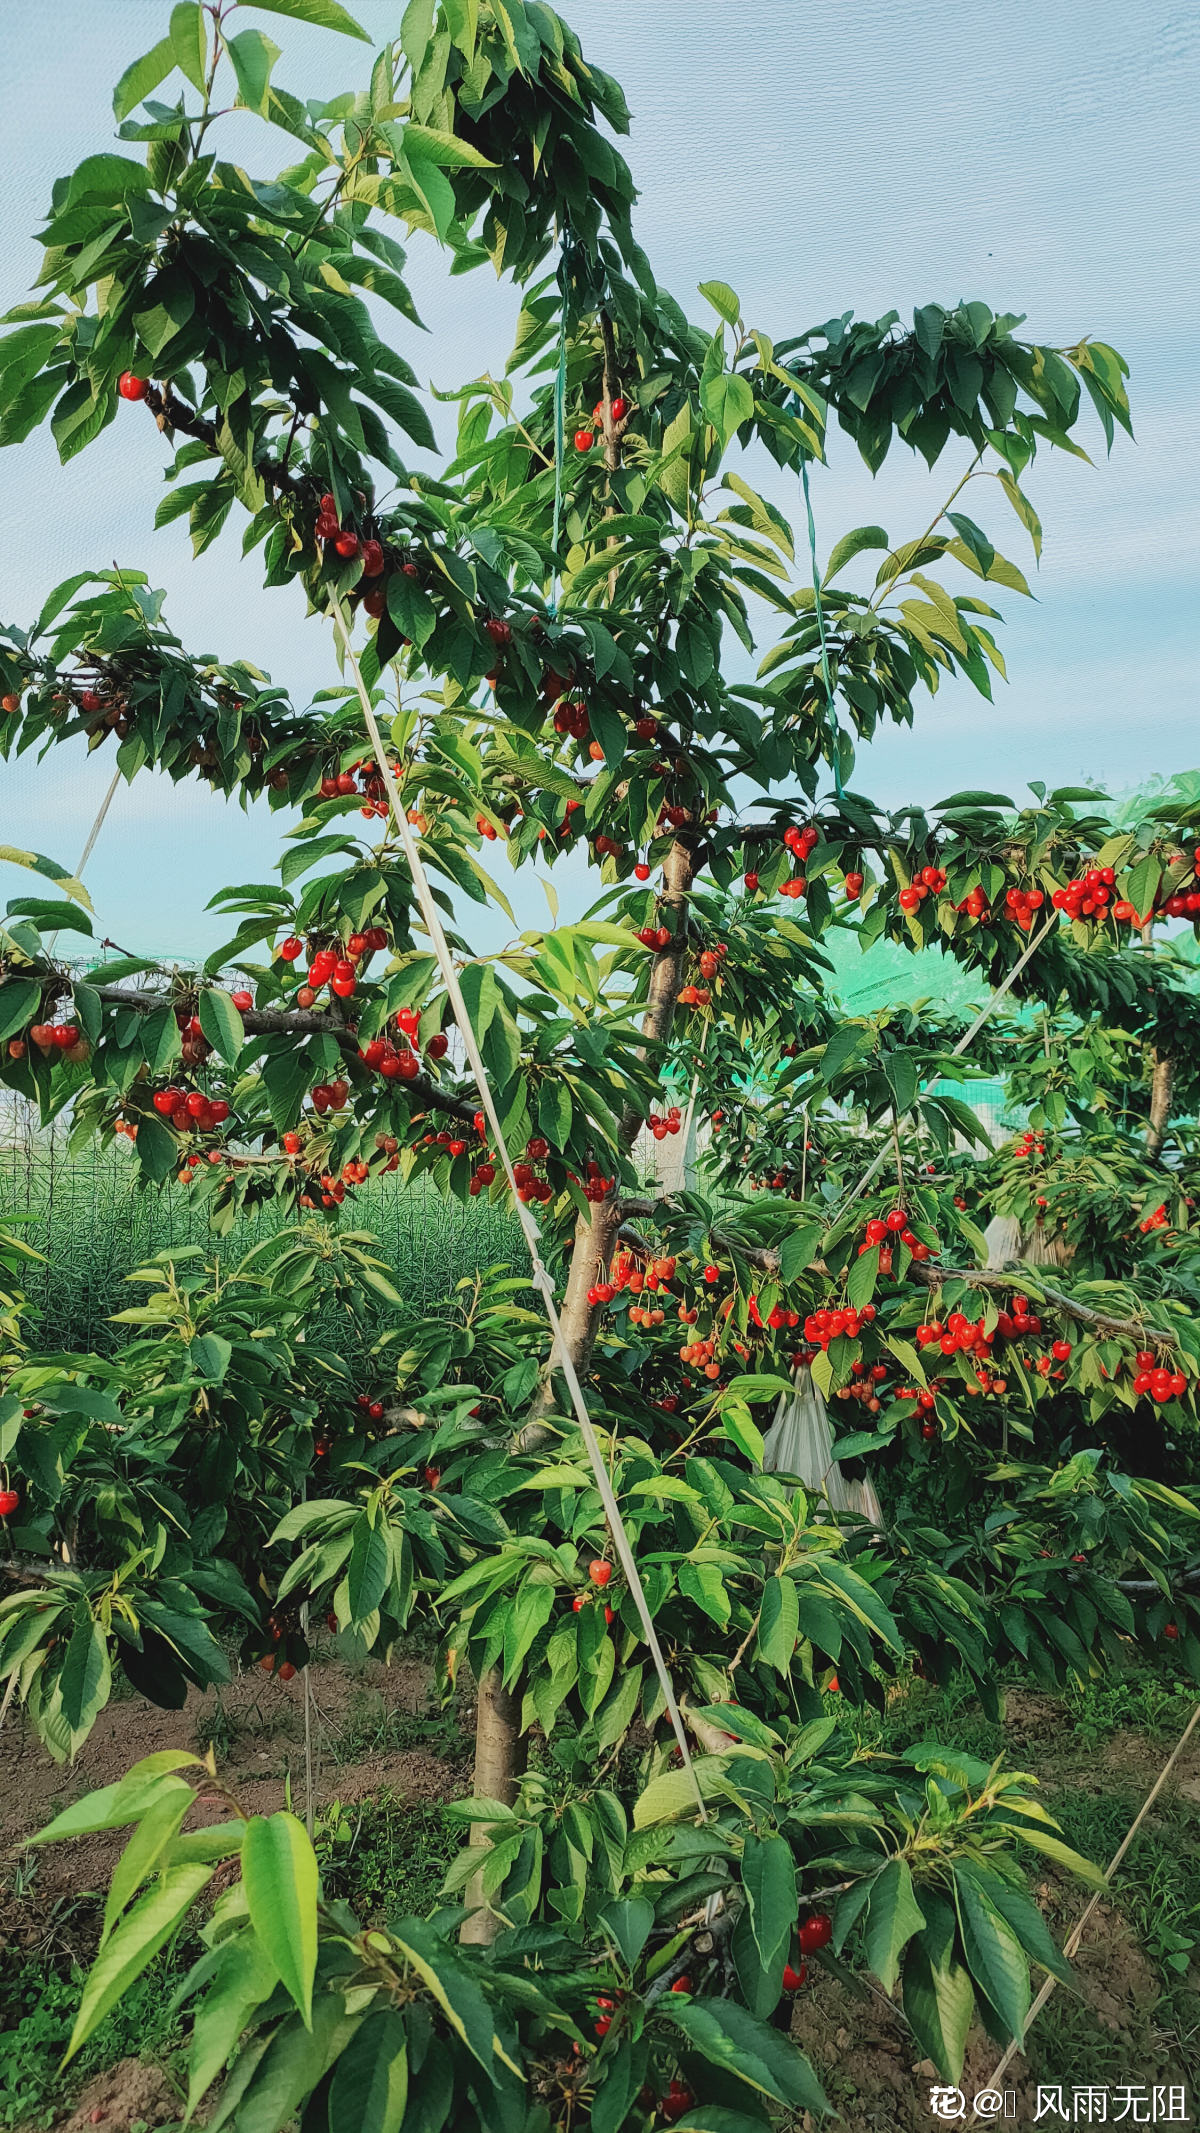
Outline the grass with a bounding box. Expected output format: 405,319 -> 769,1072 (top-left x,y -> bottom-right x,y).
0,1943 -> 193,2130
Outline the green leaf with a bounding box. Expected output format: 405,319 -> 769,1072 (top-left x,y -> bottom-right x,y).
402,122 -> 495,168
779,1223 -> 821,1282
389,1918 -> 501,2072
59,1607 -> 111,1739
755,1575 -> 799,1673
385,568 -> 436,648
0,978 -> 41,1044
823,524 -> 889,585
664,1998 -> 827,2114
187,1936 -> 278,2118
242,1812 -> 319,2026
103,1779 -> 195,1941
700,371 -> 754,447
113,38 -> 176,120
198,987 -> 244,1065
66,1865 -> 214,2061
327,2007 -> 409,2133
864,1857 -> 926,1994
741,1831 -> 795,1980
953,1867 -> 1029,2043
901,1895 -> 975,2083
169,3 -> 209,92
346,1514 -> 391,1620
240,0 -> 371,40
698,280 -> 741,326
227,27 -> 282,114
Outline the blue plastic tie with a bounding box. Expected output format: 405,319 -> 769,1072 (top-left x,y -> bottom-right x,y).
548,234 -> 570,618
799,448 -> 847,806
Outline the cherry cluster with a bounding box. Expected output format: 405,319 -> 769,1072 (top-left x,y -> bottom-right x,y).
1003,883 -> 1046,930
151,1084 -> 231,1131
1132,1353 -> 1188,1402
25,1021 -> 86,1065
1052,864 -> 1115,921
858,1206 -> 936,1267
648,1106 -> 683,1140
800,1301 -> 879,1349
898,864 -> 946,913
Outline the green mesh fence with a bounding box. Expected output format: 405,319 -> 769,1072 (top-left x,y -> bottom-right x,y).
0,1105 -> 527,1362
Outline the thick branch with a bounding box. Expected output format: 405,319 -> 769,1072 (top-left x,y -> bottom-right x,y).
620,1196 -> 1175,1344
86,988 -> 479,1126
145,385 -> 303,497
1145,1048 -> 1175,1161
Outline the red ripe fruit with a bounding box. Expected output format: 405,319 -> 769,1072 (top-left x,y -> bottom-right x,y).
589,1559 -> 613,1587
782,1960 -> 808,1991
798,1911 -> 833,1954
610,395 -> 629,421
885,1208 -> 908,1232
634,862 -> 651,881
921,1421 -> 938,1440
363,585 -> 387,619
335,531 -> 360,559
1164,1622 -> 1180,1639
118,371 -> 148,400
703,1265 -> 720,1283
231,989 -> 253,1012
426,1032 -> 448,1059
279,936 -> 303,962
0,1488 -> 19,1517
574,429 -> 594,452
484,617 -> 512,647
844,871 -> 864,898
743,871 -> 759,892
361,539 -> 384,577
1051,1339 -> 1072,1361
282,1131 -> 302,1154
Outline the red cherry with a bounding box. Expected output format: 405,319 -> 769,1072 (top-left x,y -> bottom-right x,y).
361,539 -> 384,576
1164,1622 -> 1180,1639
743,871 -> 759,892
231,990 -> 253,1012
426,1032 -> 448,1059
279,936 -> 303,962
797,1911 -> 833,1953
634,862 -> 651,881
574,429 -> 594,452
610,395 -> 629,421
844,871 -> 864,898
118,371 -> 148,401
334,531 -> 360,559
782,1960 -> 808,1991
589,1560 -> 613,1587
1051,1339 -> 1072,1362
0,1487 -> 20,1517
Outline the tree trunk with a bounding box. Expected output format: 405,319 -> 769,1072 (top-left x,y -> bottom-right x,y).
1146,1048 -> 1174,1160
460,843 -> 695,1941
459,1669 -> 525,1944
524,835 -> 695,1436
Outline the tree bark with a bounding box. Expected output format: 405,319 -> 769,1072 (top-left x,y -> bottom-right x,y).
1146,1047 -> 1174,1161
523,836 -> 695,1436
460,844 -> 696,1941
459,1669 -> 525,1945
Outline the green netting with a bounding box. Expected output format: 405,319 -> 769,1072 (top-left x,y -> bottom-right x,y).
0,1109 -> 525,1360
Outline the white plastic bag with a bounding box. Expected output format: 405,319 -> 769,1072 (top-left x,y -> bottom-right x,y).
763,1368 -> 883,1527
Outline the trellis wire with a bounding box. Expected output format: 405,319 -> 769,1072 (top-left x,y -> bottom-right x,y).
329,590 -> 709,1819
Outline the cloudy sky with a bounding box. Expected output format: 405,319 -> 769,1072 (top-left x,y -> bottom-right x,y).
0,0 -> 1195,963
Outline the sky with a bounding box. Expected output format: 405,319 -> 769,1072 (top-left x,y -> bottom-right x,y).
0,0 -> 1196,968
